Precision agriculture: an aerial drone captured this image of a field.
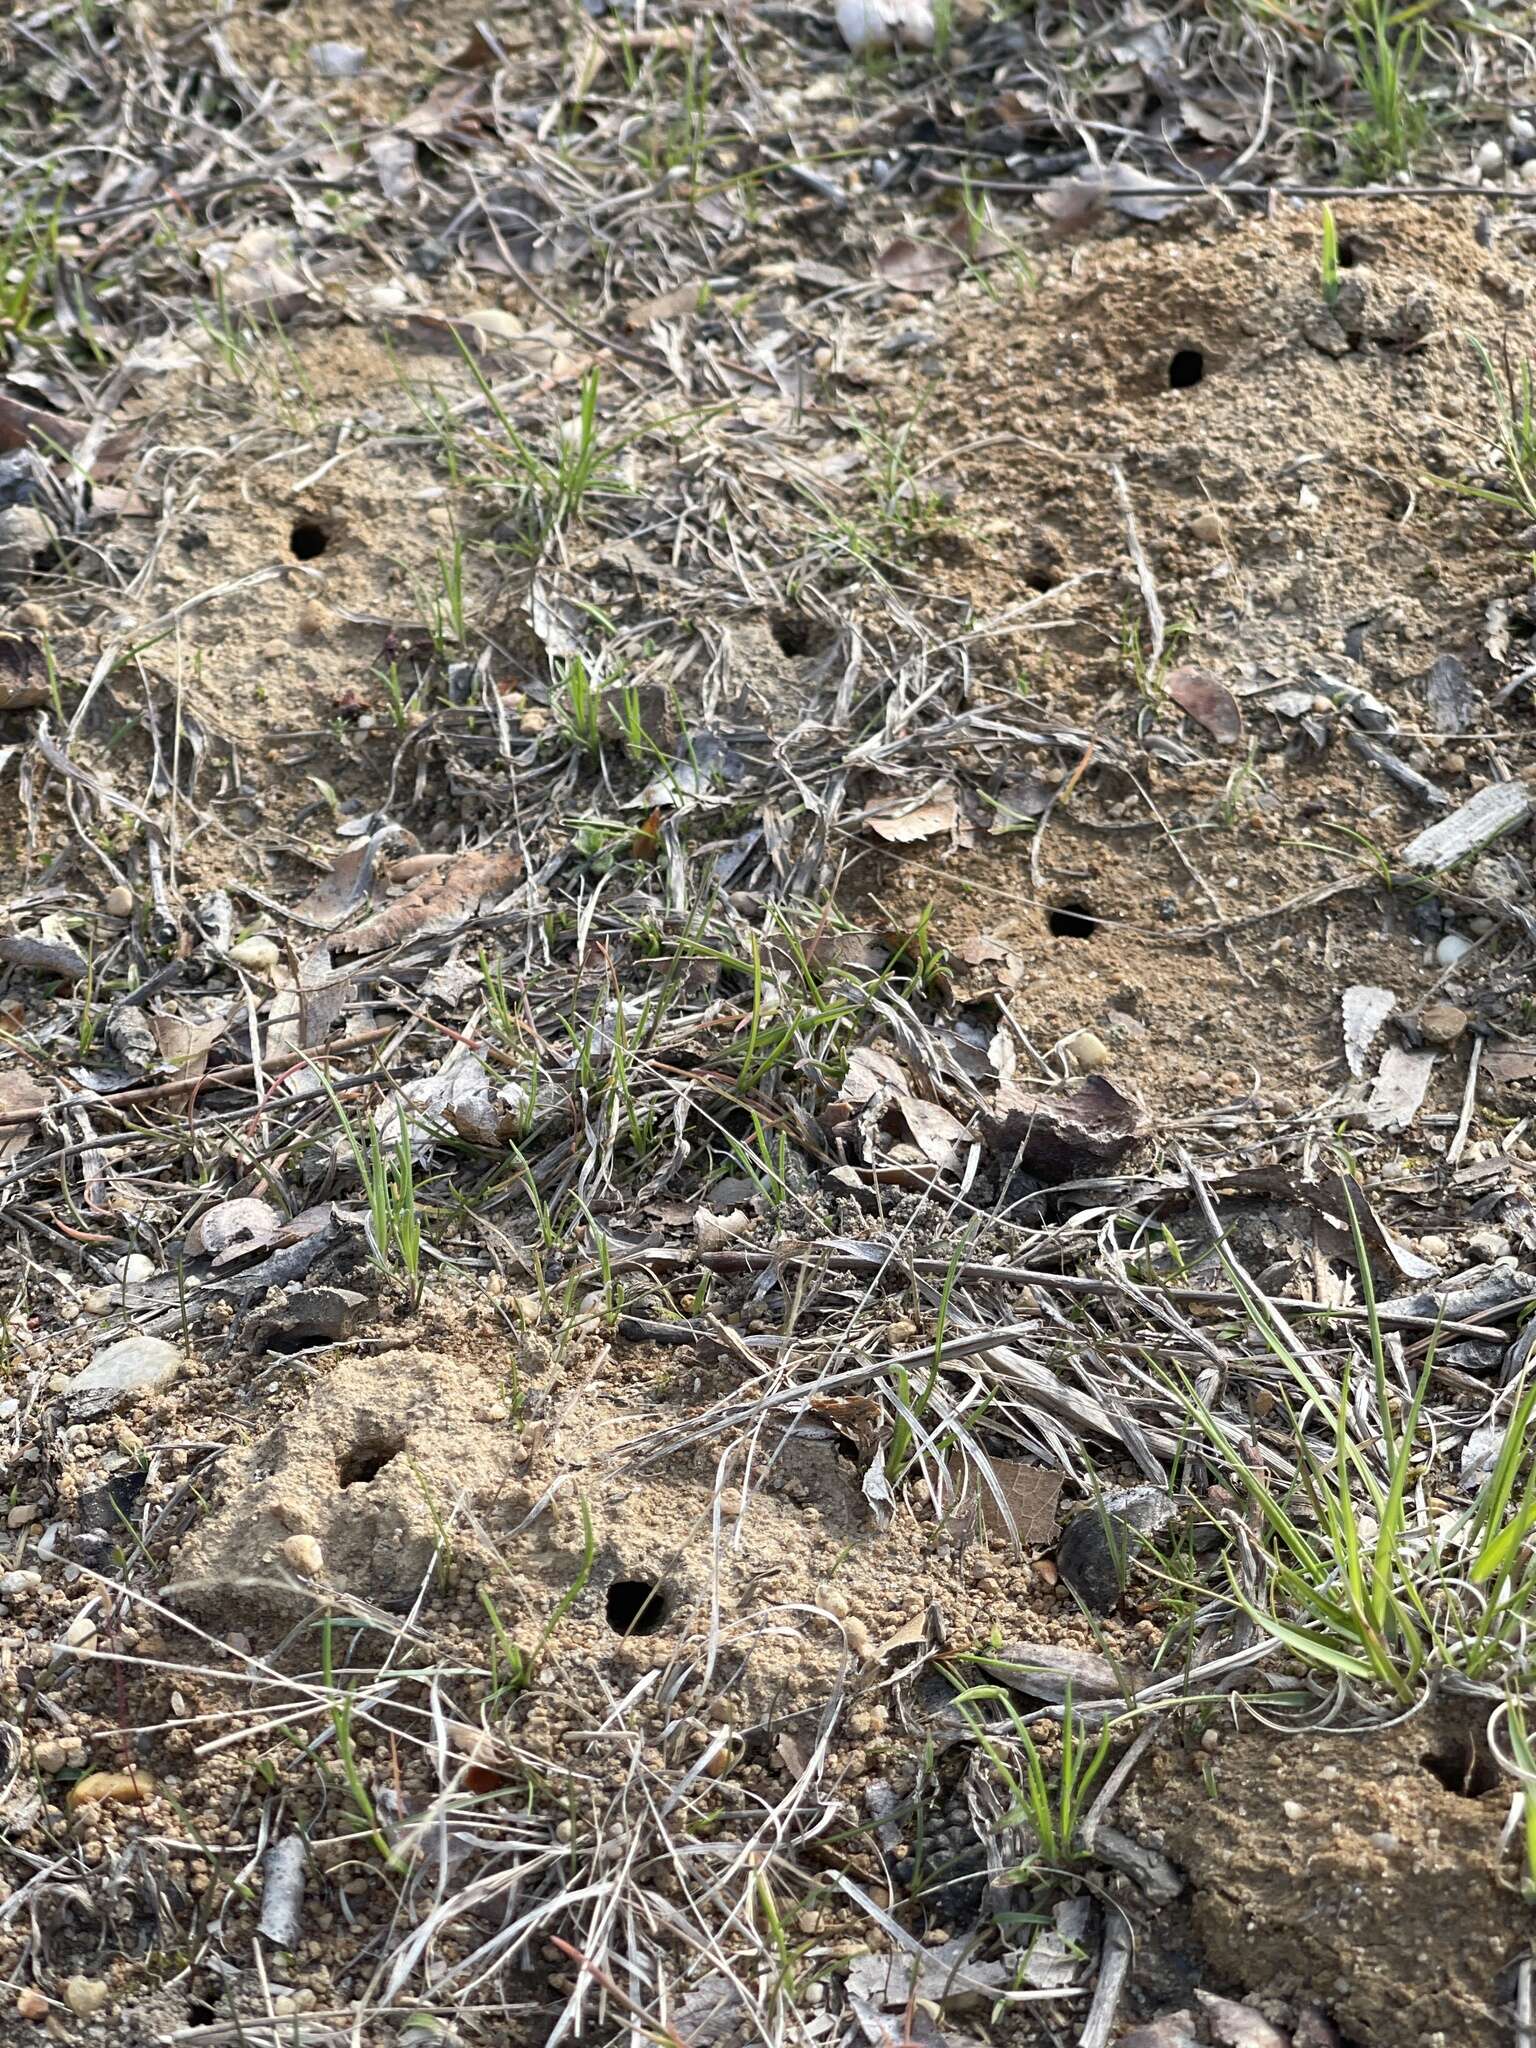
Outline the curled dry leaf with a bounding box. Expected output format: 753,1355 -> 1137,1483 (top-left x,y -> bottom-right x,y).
1165,666 -> 1242,744
335,848 -> 522,955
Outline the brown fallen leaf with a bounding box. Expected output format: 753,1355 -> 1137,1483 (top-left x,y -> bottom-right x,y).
1165,666 -> 1243,743
335,848 -> 522,955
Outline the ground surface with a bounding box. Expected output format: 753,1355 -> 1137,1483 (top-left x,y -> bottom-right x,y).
3,4 -> 1536,2047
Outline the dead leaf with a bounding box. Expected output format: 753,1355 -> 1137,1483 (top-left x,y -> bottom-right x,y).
1487,1045 -> 1536,1085
335,849 -> 521,955
1341,985 -> 1397,1080
863,786 -> 959,843
1166,666 -> 1242,743
978,1460 -> 1063,1546
980,1074 -> 1142,1181
1363,1046 -> 1437,1131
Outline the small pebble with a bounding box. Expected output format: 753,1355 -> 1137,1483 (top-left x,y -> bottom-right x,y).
1476,138 -> 1505,177
1282,1797 -> 1305,1822
15,1989 -> 47,2023
63,1978 -> 110,2019
1,1570 -> 41,1598
1188,509 -> 1224,544
1418,1002 -> 1468,1046
279,1533 -> 324,1576
7,1503 -> 41,1529
31,1737 -> 68,1773
1200,1727 -> 1221,1754
229,935 -> 281,974
113,1252 -> 155,1286
64,1611 -> 98,1651
1435,932 -> 1473,967
102,885 -> 134,919
1418,1235 -> 1451,1262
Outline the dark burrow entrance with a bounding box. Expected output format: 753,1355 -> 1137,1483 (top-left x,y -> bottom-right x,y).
1048,901 -> 1100,939
1168,347 -> 1205,390
605,1578 -> 669,1636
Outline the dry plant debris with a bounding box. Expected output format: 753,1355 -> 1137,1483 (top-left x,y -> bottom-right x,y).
2,4 -> 1536,2047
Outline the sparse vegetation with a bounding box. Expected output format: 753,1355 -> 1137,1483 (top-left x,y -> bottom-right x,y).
0,3 -> 1532,2046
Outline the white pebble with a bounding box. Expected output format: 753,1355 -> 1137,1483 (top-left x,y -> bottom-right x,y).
1436,932 -> 1474,967
1476,138 -> 1505,177
113,1253 -> 155,1287
0,1570 -> 41,1598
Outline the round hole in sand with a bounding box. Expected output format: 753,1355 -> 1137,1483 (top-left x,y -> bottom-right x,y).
338,1440 -> 401,1488
605,1578 -> 668,1637
1419,1740 -> 1499,1800
1047,901 -> 1099,940
1168,348 -> 1205,391
289,520 -> 329,560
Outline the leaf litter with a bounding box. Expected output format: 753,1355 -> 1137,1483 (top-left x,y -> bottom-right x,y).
0,5 -> 1534,2048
